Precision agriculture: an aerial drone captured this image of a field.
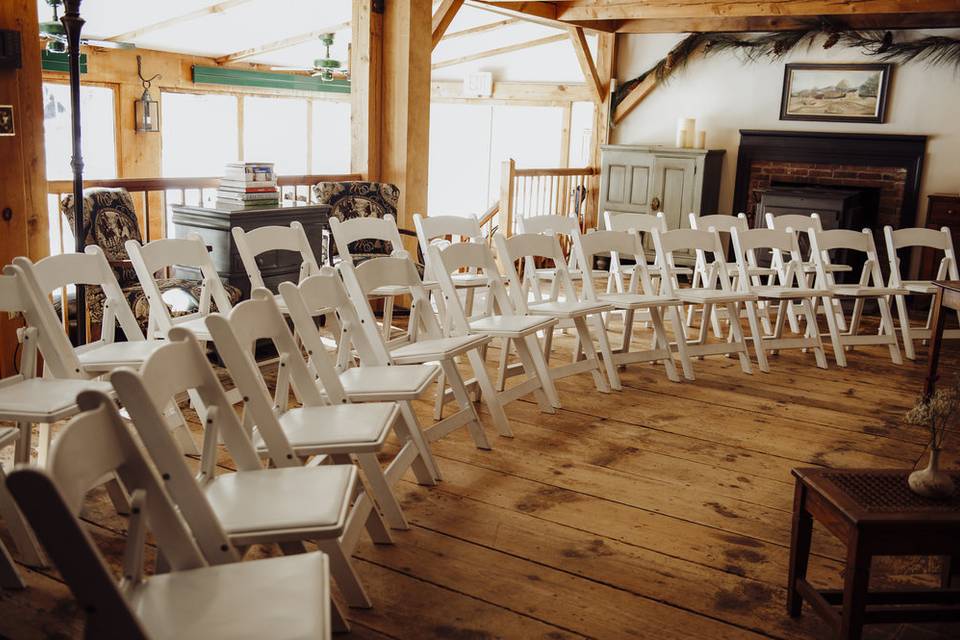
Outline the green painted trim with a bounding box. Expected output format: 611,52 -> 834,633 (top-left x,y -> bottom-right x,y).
192,65 -> 350,94
41,51 -> 88,74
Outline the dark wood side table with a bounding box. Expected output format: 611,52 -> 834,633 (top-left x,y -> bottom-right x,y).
788,468 -> 960,639
171,200 -> 331,298
924,280 -> 960,399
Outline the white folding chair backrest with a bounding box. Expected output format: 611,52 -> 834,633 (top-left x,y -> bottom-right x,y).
231,221 -> 320,290
13,248 -> 146,344
428,242 -> 517,335
884,226 -> 960,286
413,213 -> 484,280
573,230 -> 656,299
652,228 -> 729,296
125,235 -> 233,337
494,232 -> 577,311
339,254 -> 443,346
329,214 -> 406,266
1,264 -> 84,379
5,391 -> 231,639
766,212 -> 823,233
279,267 -> 390,373
808,228 -> 882,287
518,215 -> 579,236
690,213 -> 749,234
730,228 -> 805,290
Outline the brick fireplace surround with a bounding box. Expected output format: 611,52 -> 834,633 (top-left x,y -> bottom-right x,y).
733,130 -> 927,230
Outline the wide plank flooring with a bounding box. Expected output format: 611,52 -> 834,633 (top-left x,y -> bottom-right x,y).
3,316 -> 960,639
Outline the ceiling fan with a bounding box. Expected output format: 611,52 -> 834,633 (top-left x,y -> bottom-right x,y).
271,32 -> 349,81
39,0 -> 135,53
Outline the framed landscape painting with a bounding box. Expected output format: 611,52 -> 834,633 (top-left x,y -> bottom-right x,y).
780,63 -> 892,123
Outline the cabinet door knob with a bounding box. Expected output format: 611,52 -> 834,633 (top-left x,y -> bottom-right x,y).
650,197 -> 661,212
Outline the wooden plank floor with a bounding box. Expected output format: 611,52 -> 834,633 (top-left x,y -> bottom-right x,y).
3,316 -> 960,639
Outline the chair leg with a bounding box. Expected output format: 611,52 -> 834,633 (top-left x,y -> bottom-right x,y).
877,296 -> 903,365
355,453 -> 409,530
572,316 -> 610,393
648,308 -> 680,383
524,333 -> 562,409
848,299 -> 865,350
317,540 -> 372,609
105,475 -> 132,516
441,359 -> 491,450
725,302 -> 753,374
744,302 -> 769,373
0,462 -> 46,568
496,337 -> 509,392
894,293 -> 916,360
0,536 -> 24,589
432,369 -> 446,421
800,297 -> 828,369
696,304 -> 712,351
590,314 -> 621,390
381,295 -> 395,342
512,335 -> 555,414
35,423 -> 51,466
668,305 -> 695,381
466,349 -> 513,437
13,422 -> 30,465
821,296 -> 847,368
396,403 -> 441,484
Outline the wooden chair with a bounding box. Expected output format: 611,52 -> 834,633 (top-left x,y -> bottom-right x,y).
883,225 -> 960,361
110,328 -> 389,610
651,228 -> 763,374
339,254 -> 509,443
428,241 -> 561,413
571,229 -> 690,382
729,227 -> 833,371
279,270 -> 443,483
495,231 -> 617,392
206,289 -> 411,531
808,228 -> 904,366
5,390 -> 336,638
515,214 -> 604,302
231,221 -> 322,310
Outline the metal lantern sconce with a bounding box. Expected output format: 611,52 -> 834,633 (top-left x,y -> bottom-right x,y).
134,55 -> 160,133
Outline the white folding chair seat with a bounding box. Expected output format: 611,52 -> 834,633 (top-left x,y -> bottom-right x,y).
5,391 -> 336,638
430,241 -> 562,413
652,228 -> 763,374
280,271 -> 443,483
266,403 -> 396,453
809,228 -> 903,366
340,255 -> 508,445
572,229 -> 688,382
884,225 -> 960,360
111,329 -> 388,611
496,231 -> 617,393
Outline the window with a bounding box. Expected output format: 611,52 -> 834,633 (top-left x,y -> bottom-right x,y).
43,83 -> 117,181
568,102 -> 595,167
243,96 -> 308,175
311,100 -> 351,174
162,92 -> 239,177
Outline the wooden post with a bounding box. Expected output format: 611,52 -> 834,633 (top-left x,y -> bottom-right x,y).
499,158 -> 515,236
351,0 -> 382,181
380,0 -> 432,230
0,0 -> 49,375
586,32 -> 616,231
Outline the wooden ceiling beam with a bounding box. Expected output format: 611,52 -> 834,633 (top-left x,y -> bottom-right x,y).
568,27 -> 603,102
442,17 -> 518,40
615,11 -> 960,33
558,0 -> 960,22
612,74 -> 656,124
106,0 -> 257,42
466,1 -> 620,33
215,21 -> 351,65
432,32 -> 567,69
433,0 -> 466,49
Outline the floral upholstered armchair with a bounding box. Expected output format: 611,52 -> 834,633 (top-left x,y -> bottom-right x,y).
312,181 -> 423,270
61,187 -> 241,332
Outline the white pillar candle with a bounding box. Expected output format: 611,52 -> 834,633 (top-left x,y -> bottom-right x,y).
694,130 -> 706,149
676,127 -> 689,148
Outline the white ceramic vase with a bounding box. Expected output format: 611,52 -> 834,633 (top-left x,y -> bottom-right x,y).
908,448 -> 955,499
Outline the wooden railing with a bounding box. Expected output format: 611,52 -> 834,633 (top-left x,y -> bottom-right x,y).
46,173 -> 362,256
498,159 -> 599,236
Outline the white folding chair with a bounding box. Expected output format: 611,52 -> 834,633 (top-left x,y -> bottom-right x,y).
652,228 -> 763,374
279,269 -> 443,483
231,221 -> 322,311
808,228 -> 904,366
516,215 -> 604,302
125,234 -> 235,343
429,241 -> 561,413
340,254 -> 510,443
110,328 -> 387,611
884,225 -> 960,361
604,210 -> 693,296
329,214 -> 414,343
730,227 -> 833,371
571,229 -> 690,382
206,289 -> 411,531
6,390 -> 336,638
495,231 -> 617,392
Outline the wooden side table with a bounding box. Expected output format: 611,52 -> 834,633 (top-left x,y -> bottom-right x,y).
788,468 -> 960,639
924,280 -> 960,399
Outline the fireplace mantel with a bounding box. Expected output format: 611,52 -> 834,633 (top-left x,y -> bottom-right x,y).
732,130 -> 927,228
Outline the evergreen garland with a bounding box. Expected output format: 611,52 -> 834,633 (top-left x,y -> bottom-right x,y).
613,21 -> 960,110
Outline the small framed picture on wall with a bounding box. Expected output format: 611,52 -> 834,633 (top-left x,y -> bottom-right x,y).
0,105 -> 14,136
780,63 -> 892,124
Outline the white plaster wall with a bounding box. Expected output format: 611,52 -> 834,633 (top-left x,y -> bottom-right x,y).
612,30 -> 960,225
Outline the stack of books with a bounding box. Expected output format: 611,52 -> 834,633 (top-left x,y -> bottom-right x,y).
216,162 -> 279,207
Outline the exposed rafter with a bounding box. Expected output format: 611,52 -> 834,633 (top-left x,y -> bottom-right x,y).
215,21 -> 351,65
615,11 -> 960,33
612,74 -> 655,124
443,17 -> 518,40
433,0 -> 466,49
106,0 -> 257,42
568,27 -> 602,102
432,32 -> 567,69
466,1 -> 619,33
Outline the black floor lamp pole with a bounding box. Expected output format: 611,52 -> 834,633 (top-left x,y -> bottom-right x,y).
61,0 -> 86,346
